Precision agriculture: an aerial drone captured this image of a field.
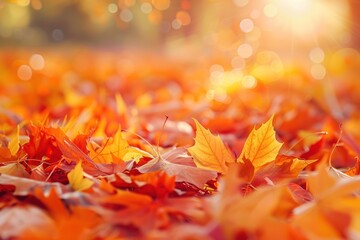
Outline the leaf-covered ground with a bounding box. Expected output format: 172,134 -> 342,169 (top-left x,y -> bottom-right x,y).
2,48 -> 360,239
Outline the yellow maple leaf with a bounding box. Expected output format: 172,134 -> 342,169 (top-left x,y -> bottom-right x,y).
89,129 -> 152,164
237,115 -> 283,169
188,119 -> 234,173
67,161 -> 94,191
8,125 -> 20,156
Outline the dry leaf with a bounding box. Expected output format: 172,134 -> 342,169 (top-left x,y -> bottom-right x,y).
0,163 -> 30,178
0,206 -> 56,239
67,161 -> 94,191
188,119 -> 234,173
137,147 -> 217,189
8,125 -> 20,156
237,115 -> 283,169
89,128 -> 151,164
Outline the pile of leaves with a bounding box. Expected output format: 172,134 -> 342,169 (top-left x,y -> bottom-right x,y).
2,48 -> 360,239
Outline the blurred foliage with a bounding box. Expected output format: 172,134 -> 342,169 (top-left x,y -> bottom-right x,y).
0,0 -> 356,50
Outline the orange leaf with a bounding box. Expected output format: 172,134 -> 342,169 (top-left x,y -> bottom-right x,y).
237,115 -> 283,169
33,187 -> 70,221
252,155 -> 316,186
237,159 -> 255,182
188,119 -> 234,173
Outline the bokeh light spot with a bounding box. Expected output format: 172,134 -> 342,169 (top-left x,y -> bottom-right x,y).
237,43 -> 253,59
176,11 -> 191,26
140,2 -> 153,14
311,64 -> 326,80
241,75 -> 257,88
107,3 -> 118,14
17,65 -> 32,81
309,47 -> 325,63
29,54 -> 45,70
264,3 -> 278,18
171,19 -> 182,30
240,18 -> 254,33
120,9 -> 133,22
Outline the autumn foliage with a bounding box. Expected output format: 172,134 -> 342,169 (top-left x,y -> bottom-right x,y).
2,48 -> 360,239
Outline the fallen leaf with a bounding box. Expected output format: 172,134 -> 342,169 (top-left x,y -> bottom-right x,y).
237,115 -> 283,169
0,174 -> 66,195
138,147 -> 217,189
88,128 -> 152,164
188,119 -> 234,173
293,162 -> 360,239
8,125 -> 20,156
0,163 -> 30,178
67,161 -> 94,191
0,206 -> 56,239
252,155 -> 316,186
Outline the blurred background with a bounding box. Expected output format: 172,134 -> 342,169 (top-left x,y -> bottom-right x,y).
1,0 -> 360,117
1,0 -> 358,84
0,0 -> 357,50
2,0 -> 360,163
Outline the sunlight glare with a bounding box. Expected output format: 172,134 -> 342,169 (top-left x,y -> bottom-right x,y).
267,0 -> 349,41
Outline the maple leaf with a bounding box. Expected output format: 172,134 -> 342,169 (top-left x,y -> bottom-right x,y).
213,183 -> 288,239
213,162 -> 305,239
293,162 -> 360,239
188,119 -> 234,173
0,162 -> 30,178
137,147 -> 217,189
23,124 -> 63,164
8,125 -> 20,156
88,128 -> 151,164
47,127 -> 118,176
237,115 -> 283,169
252,155 -> 316,186
111,171 -> 177,199
98,189 -> 205,235
67,161 -> 94,191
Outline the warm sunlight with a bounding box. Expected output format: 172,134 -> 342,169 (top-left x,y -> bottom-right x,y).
263,0 -> 349,43
2,0 -> 360,239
